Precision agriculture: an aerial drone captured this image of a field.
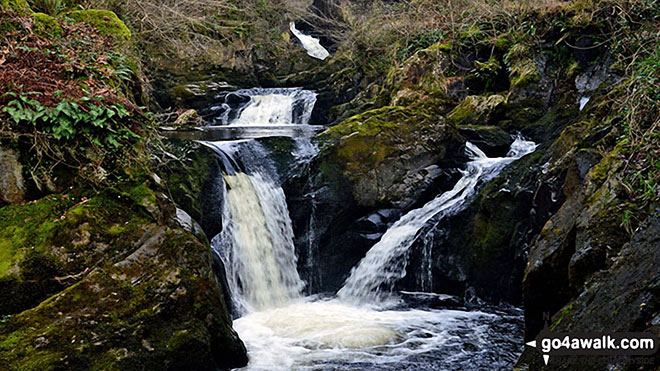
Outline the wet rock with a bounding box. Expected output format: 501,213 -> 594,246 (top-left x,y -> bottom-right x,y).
0,183 -> 247,369
402,148 -> 546,304
317,104 -> 463,208
400,291 -> 464,309
156,140 -> 225,239
0,228 -> 247,370
171,109 -> 203,128
522,119 -> 629,340
458,125 -> 513,157
521,208 -> 660,370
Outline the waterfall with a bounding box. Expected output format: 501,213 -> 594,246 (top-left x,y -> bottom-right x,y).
207,141 -> 304,314
199,87 -> 528,370
338,137 -> 537,304
210,88 -> 317,126
289,22 -> 330,60
202,88 -> 318,314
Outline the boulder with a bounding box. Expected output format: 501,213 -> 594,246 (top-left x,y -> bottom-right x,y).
318,104 -> 463,208
0,183 -> 248,370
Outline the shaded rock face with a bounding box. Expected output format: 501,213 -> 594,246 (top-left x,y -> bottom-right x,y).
554,208 -> 660,333
317,105 -> 465,208
0,147 -> 25,204
400,148 -> 548,304
520,209 -> 660,370
0,228 -> 247,371
158,140 -> 226,240
521,116 -> 628,340
0,183 -> 247,370
389,91 -> 581,306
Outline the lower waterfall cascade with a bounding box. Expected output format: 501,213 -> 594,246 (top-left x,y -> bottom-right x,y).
205,88 -> 533,370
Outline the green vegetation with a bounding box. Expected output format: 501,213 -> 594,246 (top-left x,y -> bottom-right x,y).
322,104 -> 436,177
32,12 -> 62,36
0,184 -> 156,315
64,9 -> 131,40
1,5 -> 148,189
0,0 -> 32,15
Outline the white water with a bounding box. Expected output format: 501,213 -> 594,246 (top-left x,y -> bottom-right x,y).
208,141 -> 304,314
215,88 -> 317,126
234,298 -> 518,371
338,137 -> 537,304
230,138 -> 533,370
289,22 -> 330,60
579,96 -> 590,111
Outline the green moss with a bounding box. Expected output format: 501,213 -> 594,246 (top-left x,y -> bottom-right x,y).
419,42 -> 451,54
448,95 -> 505,126
122,183 -> 157,214
551,304 -> 575,331
64,9 -> 131,40
588,139 -> 627,187
460,24 -> 482,40
0,0 -> 32,15
0,225 -> 246,370
0,185 -> 158,316
493,34 -> 510,49
0,195 -> 72,278
32,12 -> 62,37
321,106 -> 420,176
505,42 -> 539,88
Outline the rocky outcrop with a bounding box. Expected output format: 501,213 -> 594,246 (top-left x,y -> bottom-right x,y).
284,101 -> 465,292
317,104 -> 463,208
0,182 -> 247,370
157,140 -> 226,240
553,207 -> 660,337
519,208 -> 660,370
522,116 -> 628,340
0,147 -> 25,204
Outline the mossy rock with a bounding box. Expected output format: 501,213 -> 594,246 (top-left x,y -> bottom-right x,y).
318,103 -> 462,207
448,94 -> 505,126
32,12 -> 62,37
0,227 -> 248,370
0,0 -> 32,15
0,180 -> 247,369
0,183 -> 159,315
157,140 -> 225,239
382,41 -> 456,107
64,9 -> 131,40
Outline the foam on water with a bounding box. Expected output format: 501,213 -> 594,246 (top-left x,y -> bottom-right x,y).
234,298 -> 519,371
201,87 -> 529,370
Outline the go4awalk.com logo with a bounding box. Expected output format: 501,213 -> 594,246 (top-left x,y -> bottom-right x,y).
526,327 -> 659,365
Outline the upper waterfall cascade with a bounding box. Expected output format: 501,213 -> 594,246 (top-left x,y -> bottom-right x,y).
289,22 -> 330,60
210,88 -> 317,126
338,137 -> 538,304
